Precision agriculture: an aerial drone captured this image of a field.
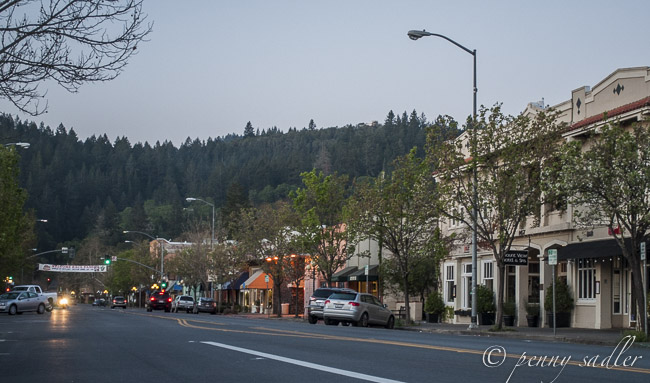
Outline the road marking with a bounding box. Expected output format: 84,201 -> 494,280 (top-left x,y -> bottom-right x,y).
201,341 -> 405,383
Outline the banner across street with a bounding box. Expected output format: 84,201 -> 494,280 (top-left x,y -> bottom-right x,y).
38,264 -> 107,273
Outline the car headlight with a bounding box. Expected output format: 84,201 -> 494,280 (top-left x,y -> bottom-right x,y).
59,298 -> 69,305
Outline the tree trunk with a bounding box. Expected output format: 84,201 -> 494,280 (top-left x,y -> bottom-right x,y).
627,252 -> 647,333
403,277 -> 411,323
495,263 -> 506,330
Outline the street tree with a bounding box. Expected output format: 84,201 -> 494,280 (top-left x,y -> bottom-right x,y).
0,0 -> 152,115
291,170 -> 358,287
428,105 -> 562,329
166,230 -> 211,298
347,148 -> 440,323
544,119 -> 650,333
232,201 -> 300,316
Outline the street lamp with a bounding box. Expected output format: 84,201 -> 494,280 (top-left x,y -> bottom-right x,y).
185,197 -> 215,250
123,230 -> 170,278
408,29 -> 479,330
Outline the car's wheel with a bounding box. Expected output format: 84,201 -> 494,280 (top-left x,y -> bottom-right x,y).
37,303 -> 46,314
385,315 -> 395,329
307,315 -> 318,324
324,317 -> 335,326
359,313 -> 369,327
45,305 -> 53,312
111,306 -> 115,309
341,322 -> 350,326
8,305 -> 17,315
164,307 -> 170,312
147,307 -> 152,312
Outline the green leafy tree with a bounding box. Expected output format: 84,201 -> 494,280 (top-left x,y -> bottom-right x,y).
428,105 -> 561,329
291,170 -> 358,287
232,201 -> 299,316
347,148 -> 441,323
545,119 -> 650,332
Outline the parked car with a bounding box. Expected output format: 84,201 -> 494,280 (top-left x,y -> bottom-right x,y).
146,291 -> 172,312
193,297 -> 216,314
306,287 -> 356,324
171,295 -> 194,313
11,285 -> 55,311
323,292 -> 394,329
0,291 -> 49,315
111,296 -> 127,309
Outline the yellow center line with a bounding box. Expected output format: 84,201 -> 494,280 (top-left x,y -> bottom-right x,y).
128,311 -> 650,375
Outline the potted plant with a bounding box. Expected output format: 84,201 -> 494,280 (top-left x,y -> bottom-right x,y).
424,292 -> 445,323
525,302 -> 540,327
544,278 -> 574,327
502,301 -> 516,326
476,285 -> 495,325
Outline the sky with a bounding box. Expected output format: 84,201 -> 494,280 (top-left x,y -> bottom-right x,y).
2,0 -> 649,146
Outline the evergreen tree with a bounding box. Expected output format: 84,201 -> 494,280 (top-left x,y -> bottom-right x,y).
244,121 -> 255,138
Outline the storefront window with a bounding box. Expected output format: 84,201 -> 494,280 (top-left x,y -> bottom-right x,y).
578,259 -> 596,301
444,264 -> 455,303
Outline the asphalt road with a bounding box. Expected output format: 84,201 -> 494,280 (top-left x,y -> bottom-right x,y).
1,304 -> 649,383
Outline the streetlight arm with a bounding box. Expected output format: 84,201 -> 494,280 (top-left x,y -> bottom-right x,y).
407,30 -> 475,56
123,230 -> 155,240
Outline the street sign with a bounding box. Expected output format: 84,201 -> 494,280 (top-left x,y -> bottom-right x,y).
503,250 -> 528,265
365,265 -> 369,275
641,242 -> 646,261
548,249 -> 558,265
264,275 -> 269,283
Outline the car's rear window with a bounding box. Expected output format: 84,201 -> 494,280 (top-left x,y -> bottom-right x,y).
313,289 -> 336,298
180,296 -> 193,301
328,293 -> 357,300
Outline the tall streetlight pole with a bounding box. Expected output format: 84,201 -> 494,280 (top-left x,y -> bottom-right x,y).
408,29 -> 479,330
123,230 -> 169,279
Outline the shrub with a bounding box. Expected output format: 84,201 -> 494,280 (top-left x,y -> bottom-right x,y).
544,278 -> 574,313
503,301 -> 516,316
424,292 -> 445,315
476,285 -> 495,313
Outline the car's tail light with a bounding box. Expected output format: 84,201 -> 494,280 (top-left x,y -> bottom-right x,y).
324,300 -> 330,305
349,302 -> 360,307
150,296 -> 155,301
167,297 -> 172,302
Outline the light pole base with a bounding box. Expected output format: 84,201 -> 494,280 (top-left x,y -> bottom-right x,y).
468,316 -> 479,330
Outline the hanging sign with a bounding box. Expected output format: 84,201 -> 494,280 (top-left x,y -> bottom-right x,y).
39,264 -> 107,273
503,250 -> 528,265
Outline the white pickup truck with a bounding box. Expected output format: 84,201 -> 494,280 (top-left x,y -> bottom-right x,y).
12,285 -> 56,311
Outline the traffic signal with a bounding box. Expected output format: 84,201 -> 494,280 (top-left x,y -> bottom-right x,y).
160,281 -> 168,289
104,255 -> 111,265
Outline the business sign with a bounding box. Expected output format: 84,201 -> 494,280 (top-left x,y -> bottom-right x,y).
503,250 -> 528,265
38,264 -> 107,273
641,242 -> 646,261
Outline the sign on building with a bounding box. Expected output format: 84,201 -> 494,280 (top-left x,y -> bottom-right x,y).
503,250 -> 528,265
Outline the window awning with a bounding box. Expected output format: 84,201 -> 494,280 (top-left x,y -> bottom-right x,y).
331,266 -> 358,282
558,238 -> 631,261
222,271 -> 249,290
240,270 -> 272,290
348,264 -> 379,282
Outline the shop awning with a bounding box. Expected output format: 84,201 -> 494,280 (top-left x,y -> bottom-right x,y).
558,238 -> 631,260
240,270 -> 272,290
348,264 -> 379,282
222,271 -> 249,290
331,266 -> 358,282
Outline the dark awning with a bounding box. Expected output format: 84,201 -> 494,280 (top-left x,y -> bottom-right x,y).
558,238 -> 631,261
331,266 -> 358,282
348,264 -> 379,282
222,271 -> 249,290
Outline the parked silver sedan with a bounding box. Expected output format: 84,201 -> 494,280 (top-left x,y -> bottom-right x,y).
323,292 -> 394,328
0,291 -> 48,315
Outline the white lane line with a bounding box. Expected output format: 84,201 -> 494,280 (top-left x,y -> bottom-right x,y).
201,341 -> 405,383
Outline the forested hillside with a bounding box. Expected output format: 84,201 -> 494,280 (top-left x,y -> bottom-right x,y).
1,110 -> 454,251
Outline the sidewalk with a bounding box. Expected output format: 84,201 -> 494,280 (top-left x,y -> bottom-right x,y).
232,312 -> 648,347
400,321 -> 631,346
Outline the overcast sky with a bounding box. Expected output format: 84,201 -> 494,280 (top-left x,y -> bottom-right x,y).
2,0 -> 649,146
